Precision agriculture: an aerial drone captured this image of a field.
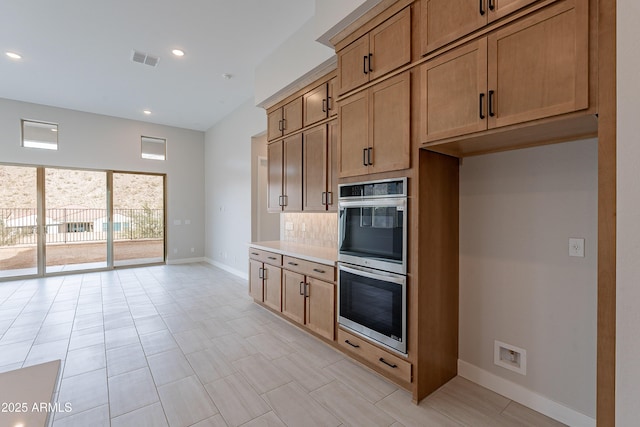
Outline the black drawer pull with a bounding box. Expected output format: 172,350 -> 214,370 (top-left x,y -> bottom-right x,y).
313,268 -> 325,274
379,358 -> 397,369
345,340 -> 360,348
288,261 -> 299,266
251,252 -> 259,256
479,93 -> 485,120
489,90 -> 495,117
479,0 -> 485,15
268,256 -> 277,260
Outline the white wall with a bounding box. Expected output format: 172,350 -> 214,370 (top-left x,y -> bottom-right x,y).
314,0 -> 382,46
0,97 -> 205,263
616,1 -> 640,424
204,97 -> 266,277
459,139 -> 598,419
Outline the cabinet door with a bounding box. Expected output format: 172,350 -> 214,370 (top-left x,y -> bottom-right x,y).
487,0 -> 588,129
326,120 -> 338,212
263,264 -> 282,312
305,277 -> 335,341
369,71 -> 411,174
283,134 -> 303,212
337,35 -> 370,94
248,259 -> 264,301
338,90 -> 369,178
267,108 -> 283,141
420,0 -> 487,55
283,97 -> 303,136
327,77 -> 337,117
267,141 -> 283,212
420,38 -> 488,142
488,0 -> 538,22
282,270 -> 305,325
303,83 -> 328,127
369,7 -> 411,80
303,125 -> 328,212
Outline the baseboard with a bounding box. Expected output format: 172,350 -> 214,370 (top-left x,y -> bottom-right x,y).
457,359 -> 595,427
166,257 -> 205,265
204,258 -> 248,280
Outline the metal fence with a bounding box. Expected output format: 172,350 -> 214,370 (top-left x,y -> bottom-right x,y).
0,208 -> 164,246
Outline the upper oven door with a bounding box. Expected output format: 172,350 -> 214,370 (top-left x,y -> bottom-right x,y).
338,197 -> 407,274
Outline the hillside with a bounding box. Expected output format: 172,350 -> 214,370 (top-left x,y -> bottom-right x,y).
0,166 -> 163,210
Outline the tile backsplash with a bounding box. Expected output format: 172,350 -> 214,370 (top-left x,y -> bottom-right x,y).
281,212 -> 338,248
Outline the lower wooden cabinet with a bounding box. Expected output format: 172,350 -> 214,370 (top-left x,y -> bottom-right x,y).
248,250 -> 282,311
338,328 -> 412,384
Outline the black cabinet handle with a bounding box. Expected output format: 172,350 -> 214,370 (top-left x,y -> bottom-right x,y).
282,118 -> 286,131
345,339 -> 360,348
258,267 -> 263,279
363,55 -> 368,74
321,191 -> 327,206
327,192 -> 333,206
367,147 -> 373,165
322,99 -> 327,113
304,282 -> 309,298
327,96 -> 332,111
363,148 -> 368,166
368,53 -> 373,72
489,0 -> 495,11
288,261 -> 299,266
313,268 -> 325,274
379,358 -> 397,368
489,90 -> 495,117
479,93 -> 485,119
251,252 -> 259,256
479,0 -> 485,15
299,281 -> 304,296
268,256 -> 277,260
278,120 -> 283,132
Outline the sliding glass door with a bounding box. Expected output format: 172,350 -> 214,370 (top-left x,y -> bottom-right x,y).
0,164 -> 165,279
0,165 -> 38,278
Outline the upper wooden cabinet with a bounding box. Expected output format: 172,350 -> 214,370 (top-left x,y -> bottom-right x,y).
267,134 -> 303,212
303,77 -> 337,127
339,71 -> 411,178
303,122 -> 338,212
420,0 -> 588,143
267,97 -> 303,141
337,7 -> 411,94
419,0 -> 538,55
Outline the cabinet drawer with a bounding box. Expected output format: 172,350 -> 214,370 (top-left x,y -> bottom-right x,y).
283,256 -> 335,282
338,328 -> 411,384
248,248 -> 282,266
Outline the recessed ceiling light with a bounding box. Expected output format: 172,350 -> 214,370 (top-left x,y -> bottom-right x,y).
172,49 -> 185,57
6,51 -> 22,60
222,73 -> 232,80
143,110 -> 152,115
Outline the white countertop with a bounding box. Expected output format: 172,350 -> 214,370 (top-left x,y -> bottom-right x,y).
248,241 -> 338,266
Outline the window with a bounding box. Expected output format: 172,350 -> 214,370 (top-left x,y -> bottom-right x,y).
22,119 -> 58,150
141,136 -> 166,160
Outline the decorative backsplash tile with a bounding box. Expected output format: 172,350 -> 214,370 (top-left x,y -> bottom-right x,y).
281,212 -> 338,248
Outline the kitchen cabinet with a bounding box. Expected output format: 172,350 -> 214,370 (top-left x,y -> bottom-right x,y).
282,256 -> 336,341
303,77 -> 337,127
337,7 -> 411,94
302,121 -> 338,212
248,249 -> 283,311
267,134 -> 302,212
420,0 -> 588,143
419,0 -> 539,55
339,71 -> 410,178
267,97 -> 303,142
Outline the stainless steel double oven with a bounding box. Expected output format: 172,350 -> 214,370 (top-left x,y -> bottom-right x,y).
337,178 -> 407,354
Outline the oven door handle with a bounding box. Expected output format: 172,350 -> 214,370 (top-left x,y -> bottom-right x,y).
339,263 -> 406,285
337,198 -> 406,209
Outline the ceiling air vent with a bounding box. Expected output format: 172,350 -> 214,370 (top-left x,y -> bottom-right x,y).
131,50 -> 160,67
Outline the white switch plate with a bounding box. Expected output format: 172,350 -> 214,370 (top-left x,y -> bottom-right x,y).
569,238 -> 585,257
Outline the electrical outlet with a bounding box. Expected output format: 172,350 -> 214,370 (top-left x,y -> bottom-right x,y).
494,340 -> 527,375
569,238 -> 585,257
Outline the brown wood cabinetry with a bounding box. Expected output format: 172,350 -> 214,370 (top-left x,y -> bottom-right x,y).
419,0 -> 539,55
303,78 -> 336,127
339,71 -> 410,178
279,256 -> 337,341
420,0 -> 588,144
302,122 -> 338,212
267,134 -> 303,212
337,7 -> 411,94
248,250 -> 283,311
267,97 -> 303,142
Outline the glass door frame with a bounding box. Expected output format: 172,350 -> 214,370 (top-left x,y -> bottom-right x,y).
0,163 -> 166,281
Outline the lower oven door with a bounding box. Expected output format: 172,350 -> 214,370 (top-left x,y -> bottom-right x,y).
338,263 -> 406,354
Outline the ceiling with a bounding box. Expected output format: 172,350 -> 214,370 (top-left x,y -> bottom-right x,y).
0,0 -> 316,131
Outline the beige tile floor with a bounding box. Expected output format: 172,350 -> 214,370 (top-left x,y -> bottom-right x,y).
0,263 -> 566,427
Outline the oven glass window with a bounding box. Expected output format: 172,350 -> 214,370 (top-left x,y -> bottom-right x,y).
340,269 -> 403,341
339,206 -> 403,261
